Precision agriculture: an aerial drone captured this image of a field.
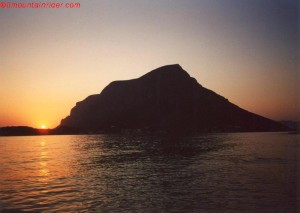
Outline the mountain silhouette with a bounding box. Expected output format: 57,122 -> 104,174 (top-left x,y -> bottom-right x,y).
60,64 -> 287,133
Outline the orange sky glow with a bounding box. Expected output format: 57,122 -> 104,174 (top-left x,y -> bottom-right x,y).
0,0 -> 299,128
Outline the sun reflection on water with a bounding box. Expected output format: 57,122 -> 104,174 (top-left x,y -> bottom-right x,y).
39,140 -> 50,182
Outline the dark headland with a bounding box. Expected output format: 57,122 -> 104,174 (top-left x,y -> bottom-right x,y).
59,64 -> 288,134
0,64 -> 291,136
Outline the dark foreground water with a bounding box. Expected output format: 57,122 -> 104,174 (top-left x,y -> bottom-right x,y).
0,133 -> 299,212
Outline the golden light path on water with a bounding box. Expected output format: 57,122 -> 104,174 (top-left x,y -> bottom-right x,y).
0,133 -> 298,212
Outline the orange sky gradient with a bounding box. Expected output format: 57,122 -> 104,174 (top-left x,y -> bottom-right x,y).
0,0 -> 299,128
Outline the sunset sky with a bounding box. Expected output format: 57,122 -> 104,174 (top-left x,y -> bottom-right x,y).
0,0 -> 299,128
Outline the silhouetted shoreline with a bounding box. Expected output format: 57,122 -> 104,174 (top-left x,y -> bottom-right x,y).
0,126 -> 83,136
0,124 -> 297,137
2,65 -> 295,136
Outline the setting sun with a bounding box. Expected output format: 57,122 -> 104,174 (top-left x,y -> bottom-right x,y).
41,125 -> 46,129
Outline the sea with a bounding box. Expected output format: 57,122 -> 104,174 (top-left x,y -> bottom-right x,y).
0,132 -> 299,212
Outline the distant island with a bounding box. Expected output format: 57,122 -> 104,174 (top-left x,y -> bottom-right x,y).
0,64 -> 295,136
59,64 -> 289,133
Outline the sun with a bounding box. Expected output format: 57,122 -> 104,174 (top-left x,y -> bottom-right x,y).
41,125 -> 46,129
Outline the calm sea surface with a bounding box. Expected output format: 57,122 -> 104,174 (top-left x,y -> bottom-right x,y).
0,133 -> 299,212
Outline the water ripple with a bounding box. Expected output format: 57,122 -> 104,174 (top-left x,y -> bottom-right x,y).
0,133 -> 298,212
